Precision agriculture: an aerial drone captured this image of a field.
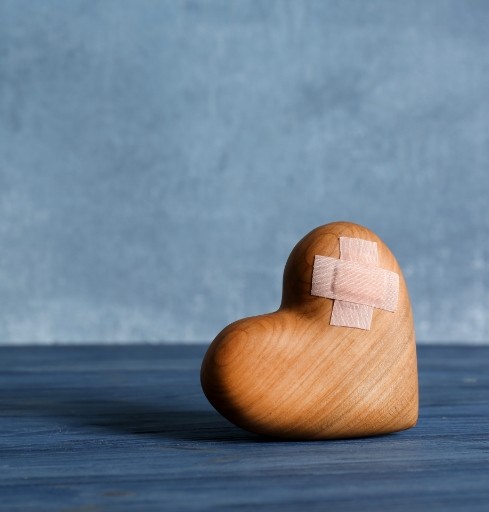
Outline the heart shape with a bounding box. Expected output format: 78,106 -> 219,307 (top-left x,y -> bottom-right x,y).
201,222 -> 418,439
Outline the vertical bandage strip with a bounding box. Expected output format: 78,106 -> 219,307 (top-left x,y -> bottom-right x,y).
310,237 -> 399,330
332,238 -> 377,330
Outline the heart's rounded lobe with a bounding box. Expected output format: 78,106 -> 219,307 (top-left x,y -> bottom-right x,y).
201,222 -> 418,439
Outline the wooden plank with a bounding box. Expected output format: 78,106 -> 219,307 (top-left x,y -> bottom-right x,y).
0,345 -> 488,511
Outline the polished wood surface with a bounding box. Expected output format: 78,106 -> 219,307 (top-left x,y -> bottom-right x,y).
201,222 -> 418,439
1,344 -> 488,512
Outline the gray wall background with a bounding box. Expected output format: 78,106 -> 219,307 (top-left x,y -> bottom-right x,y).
1,0 -> 489,344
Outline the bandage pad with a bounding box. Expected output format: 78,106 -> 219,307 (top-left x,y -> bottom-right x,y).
311,237 -> 399,330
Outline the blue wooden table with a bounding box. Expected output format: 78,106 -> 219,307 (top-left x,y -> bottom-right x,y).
1,345 -> 488,511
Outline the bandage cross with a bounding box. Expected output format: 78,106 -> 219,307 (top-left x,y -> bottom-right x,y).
310,237 -> 399,330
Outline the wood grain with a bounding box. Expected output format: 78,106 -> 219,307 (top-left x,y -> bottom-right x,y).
201,222 -> 418,439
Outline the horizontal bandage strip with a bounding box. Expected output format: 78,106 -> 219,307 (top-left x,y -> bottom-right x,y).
311,256 -> 399,312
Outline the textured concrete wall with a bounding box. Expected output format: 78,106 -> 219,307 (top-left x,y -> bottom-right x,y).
1,0 -> 489,344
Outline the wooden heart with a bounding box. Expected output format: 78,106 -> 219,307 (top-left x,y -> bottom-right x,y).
201,222 -> 418,439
